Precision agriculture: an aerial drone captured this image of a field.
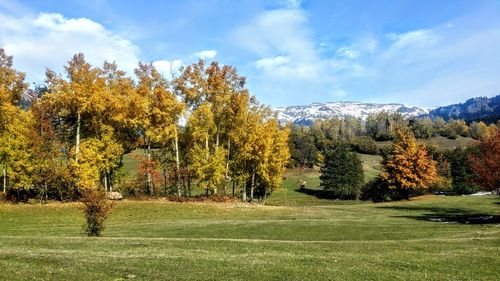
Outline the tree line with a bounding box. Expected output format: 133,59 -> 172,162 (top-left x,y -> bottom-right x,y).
297,114 -> 500,201
289,112 -> 499,168
0,49 -> 290,202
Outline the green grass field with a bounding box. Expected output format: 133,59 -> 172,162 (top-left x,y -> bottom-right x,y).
1,195 -> 499,280
2,137 -> 495,280
376,135 -> 477,151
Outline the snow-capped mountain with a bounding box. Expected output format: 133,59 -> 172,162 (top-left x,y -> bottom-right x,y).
274,101 -> 435,124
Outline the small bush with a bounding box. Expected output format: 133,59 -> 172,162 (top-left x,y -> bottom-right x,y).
115,175 -> 148,198
428,176 -> 452,193
80,189 -> 115,237
351,136 -> 378,155
360,177 -> 391,202
452,182 -> 480,195
446,147 -> 480,195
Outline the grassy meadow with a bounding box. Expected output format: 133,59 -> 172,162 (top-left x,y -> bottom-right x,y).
1,136 -> 498,280
375,135 -> 477,151
0,196 -> 499,280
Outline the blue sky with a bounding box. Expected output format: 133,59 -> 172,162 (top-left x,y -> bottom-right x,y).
1,0 -> 499,107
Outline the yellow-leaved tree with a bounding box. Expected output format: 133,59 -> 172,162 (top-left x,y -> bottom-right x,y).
380,128 -> 437,199
0,49 -> 32,195
134,62 -> 185,196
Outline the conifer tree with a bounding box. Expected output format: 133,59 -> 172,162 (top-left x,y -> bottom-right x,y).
320,143 -> 364,199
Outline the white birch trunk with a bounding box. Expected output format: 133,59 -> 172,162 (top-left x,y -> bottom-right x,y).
174,128 -> 181,197
147,143 -> 152,196
242,178 -> 247,202
2,163 -> 6,194
250,170 -> 255,201
104,172 -> 108,192
75,111 -> 81,163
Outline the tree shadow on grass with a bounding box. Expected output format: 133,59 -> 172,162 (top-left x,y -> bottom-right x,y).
295,188 -> 333,199
377,205 -> 500,225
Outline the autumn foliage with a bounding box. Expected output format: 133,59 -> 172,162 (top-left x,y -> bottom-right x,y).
0,48 -> 290,202
80,188 -> 115,237
468,128 -> 500,191
380,128 -> 437,199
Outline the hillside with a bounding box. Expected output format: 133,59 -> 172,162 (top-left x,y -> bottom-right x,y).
427,95 -> 500,123
275,95 -> 500,124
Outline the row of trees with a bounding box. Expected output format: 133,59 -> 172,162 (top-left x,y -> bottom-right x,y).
320,126 -> 500,201
0,49 -> 290,201
289,112 -> 499,168
319,127 -> 499,201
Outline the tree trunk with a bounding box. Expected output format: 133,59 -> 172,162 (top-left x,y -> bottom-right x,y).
205,136 -> 209,160
146,142 -> 153,196
216,123 -> 220,148
163,166 -> 168,194
41,183 -> 48,204
263,187 -> 267,205
224,139 -> 230,195
205,135 -> 210,195
109,170 -> 113,191
103,171 -> 108,191
2,163 -> 6,194
402,188 -> 410,200
250,170 -> 256,202
75,111 -> 81,163
242,179 -> 247,202
232,179 -> 235,196
174,130 -> 181,197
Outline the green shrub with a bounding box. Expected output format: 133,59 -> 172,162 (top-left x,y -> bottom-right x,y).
360,177 -> 391,202
351,136 -> 378,155
115,175 -> 147,198
446,147 -> 480,194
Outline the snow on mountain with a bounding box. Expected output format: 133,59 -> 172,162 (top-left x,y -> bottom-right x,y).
274,101 -> 435,124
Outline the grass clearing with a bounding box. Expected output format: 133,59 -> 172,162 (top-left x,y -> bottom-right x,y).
1,196 -> 499,280
376,136 -> 477,151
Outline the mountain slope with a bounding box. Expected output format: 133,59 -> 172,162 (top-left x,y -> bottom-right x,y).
427,95 -> 500,123
275,101 -> 434,124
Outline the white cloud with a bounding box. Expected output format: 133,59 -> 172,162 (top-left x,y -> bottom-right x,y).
153,59 -> 183,76
255,56 -> 290,69
364,24 -> 500,106
336,47 -> 360,59
0,12 -> 141,81
234,9 -> 314,59
193,49 -> 217,60
382,29 -> 439,63
234,8 -> 323,80
232,6 -> 372,104
387,29 -> 438,49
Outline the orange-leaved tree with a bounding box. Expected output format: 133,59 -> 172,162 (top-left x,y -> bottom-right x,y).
380,128 -> 437,199
468,127 -> 500,192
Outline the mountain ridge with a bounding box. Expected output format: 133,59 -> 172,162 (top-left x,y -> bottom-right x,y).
427,95 -> 500,123
274,101 -> 435,124
274,95 -> 500,124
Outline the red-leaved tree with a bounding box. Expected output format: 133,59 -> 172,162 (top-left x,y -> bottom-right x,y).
468,128 -> 500,192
